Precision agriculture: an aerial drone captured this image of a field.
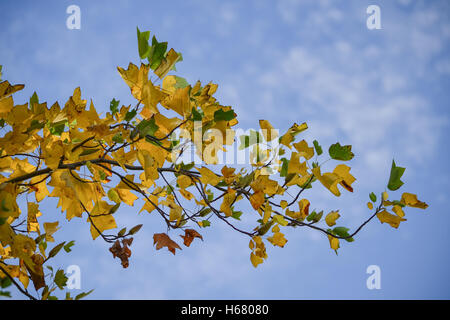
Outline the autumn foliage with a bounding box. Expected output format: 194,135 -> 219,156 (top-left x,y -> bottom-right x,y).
0,28 -> 428,299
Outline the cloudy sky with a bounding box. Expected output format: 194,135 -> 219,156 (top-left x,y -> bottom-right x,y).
1,0 -> 449,299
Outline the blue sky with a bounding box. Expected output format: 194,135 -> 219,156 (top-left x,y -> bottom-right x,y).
1,0 -> 449,299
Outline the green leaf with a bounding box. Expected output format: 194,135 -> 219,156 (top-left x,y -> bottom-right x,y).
118,228 -> 127,237
0,217 -> 7,226
49,121 -> 66,136
54,269 -> 68,289
280,158 -> 289,177
1,277 -> 12,289
29,92 -> 39,107
201,220 -> 211,227
63,240 -> 75,253
0,291 -> 11,298
129,224 -> 143,235
191,107 -> 203,121
26,119 -> 46,133
231,210 -> 243,220
198,208 -> 212,217
125,109 -> 137,122
328,143 -> 354,161
110,98 -> 120,115
137,27 -> 151,59
369,192 -> 377,203
387,159 -> 405,191
313,140 -> 323,156
136,117 -> 159,137
306,210 -> 323,223
148,36 -> 168,70
257,220 -> 274,235
112,132 -> 124,144
213,109 -> 235,122
75,289 -> 94,300
332,227 -> 354,242
239,135 -> 250,150
174,76 -> 189,89
79,148 -> 100,156
48,242 -> 66,259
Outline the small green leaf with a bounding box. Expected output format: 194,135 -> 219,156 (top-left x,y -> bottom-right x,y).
369,192 -> 377,203
328,143 -> 354,161
174,76 -> 189,89
75,289 -> 94,300
191,107 -> 203,121
129,224 -> 143,235
136,117 -> 159,137
201,220 -> 211,227
118,228 -> 127,237
213,109 -> 235,122
0,291 -> 11,298
387,159 -> 405,191
137,27 -> 151,59
48,242 -> 66,259
63,240 -> 75,253
1,277 -> 12,289
198,208 -> 212,217
79,148 -> 100,156
110,98 -> 120,115
148,36 -> 168,70
112,133 -> 124,144
49,121 -> 66,136
231,210 -> 243,220
125,109 -> 137,122
313,140 -> 323,156
29,92 -> 39,106
54,269 -> 68,290
332,227 -> 354,242
280,158 -> 289,177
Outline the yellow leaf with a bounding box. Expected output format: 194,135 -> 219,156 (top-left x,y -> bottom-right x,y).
328,234 -> 340,250
262,202 -> 272,223
287,152 -> 308,176
220,189 -> 236,217
376,209 -> 406,229
298,199 -> 310,220
333,164 -> 356,193
312,167 -> 341,197
43,222 -> 59,242
154,48 -> 180,79
325,210 -> 340,227
89,207 -> 117,240
197,167 -> 221,186
367,202 -> 374,210
169,206 -> 182,221
400,193 -> 428,209
392,205 -> 405,218
250,252 -> 263,268
179,189 -> 194,200
267,232 -> 288,248
27,202 -> 41,233
293,140 -> 314,160
250,191 -> 265,210
177,175 -> 192,189
259,120 -> 278,141
382,191 -> 389,201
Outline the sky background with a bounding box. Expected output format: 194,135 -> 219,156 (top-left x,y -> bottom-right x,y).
1,0 -> 449,299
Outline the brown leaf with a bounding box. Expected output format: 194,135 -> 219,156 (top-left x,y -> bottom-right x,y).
25,254 -> 46,291
109,238 -> 133,268
153,233 -> 181,255
180,229 -> 203,247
